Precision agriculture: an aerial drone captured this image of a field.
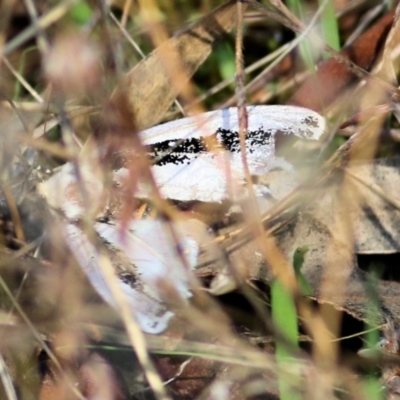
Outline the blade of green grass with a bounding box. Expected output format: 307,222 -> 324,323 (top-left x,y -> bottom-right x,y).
14,46 -> 37,101
318,0 -> 340,53
271,279 -> 301,400
286,0 -> 340,65
362,378 -> 384,400
293,246 -> 313,296
285,0 -> 314,69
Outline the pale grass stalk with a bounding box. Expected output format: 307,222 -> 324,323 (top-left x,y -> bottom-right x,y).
0,273 -> 86,400
314,118 -> 387,396
3,0 -> 77,56
190,42 -> 293,108
0,353 -> 17,400
96,253 -> 171,400
22,0 -> 50,54
121,0 -> 133,28
2,57 -> 44,103
109,10 -> 185,116
235,0 -> 256,203
136,0 -> 202,116
224,0 -> 328,108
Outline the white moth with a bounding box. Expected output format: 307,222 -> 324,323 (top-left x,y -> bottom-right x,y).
38,104 -> 325,334
115,105 -> 325,203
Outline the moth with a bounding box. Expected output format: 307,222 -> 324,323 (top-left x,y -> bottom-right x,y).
38,105 -> 325,334
115,105 -> 326,203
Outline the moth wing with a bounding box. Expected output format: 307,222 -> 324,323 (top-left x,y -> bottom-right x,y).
117,151 -> 247,203
247,105 -> 325,140
38,162 -> 106,220
64,223 -> 174,334
95,219 -> 198,298
139,109 -> 230,144
140,106 -> 325,145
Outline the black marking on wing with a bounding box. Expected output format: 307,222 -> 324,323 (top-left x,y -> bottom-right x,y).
148,128 -> 273,166
302,115 -> 320,128
149,137 -> 207,166
117,268 -> 137,286
216,128 -> 273,153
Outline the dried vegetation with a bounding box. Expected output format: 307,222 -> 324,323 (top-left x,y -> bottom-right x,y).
1,0 -> 400,399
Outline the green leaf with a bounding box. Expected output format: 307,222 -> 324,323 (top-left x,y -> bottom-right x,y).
293,246 -> 313,296
70,1 -> 93,25
215,42 -> 236,88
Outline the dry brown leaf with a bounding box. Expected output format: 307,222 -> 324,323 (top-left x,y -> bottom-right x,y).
114,0 -> 244,130
289,10 -> 395,111
276,157 -> 400,322
197,157 -> 400,324
349,158 -> 400,254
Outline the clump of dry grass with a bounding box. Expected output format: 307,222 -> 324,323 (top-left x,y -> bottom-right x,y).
1,1 -> 400,400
